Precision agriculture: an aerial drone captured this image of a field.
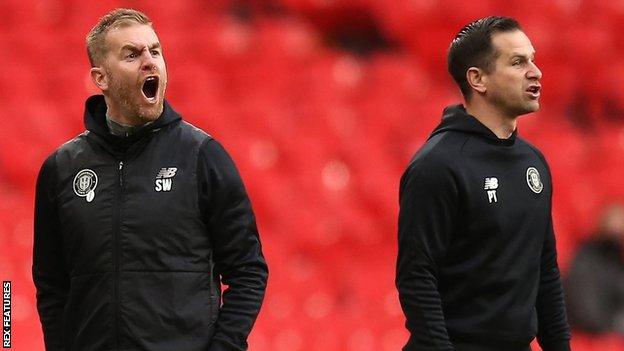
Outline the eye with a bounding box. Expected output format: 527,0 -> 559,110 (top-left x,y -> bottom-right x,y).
126,52 -> 137,59
150,50 -> 160,56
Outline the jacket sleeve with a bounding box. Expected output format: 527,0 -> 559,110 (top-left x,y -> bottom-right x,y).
197,139 -> 268,351
396,157 -> 457,351
535,171 -> 571,351
33,152 -> 69,351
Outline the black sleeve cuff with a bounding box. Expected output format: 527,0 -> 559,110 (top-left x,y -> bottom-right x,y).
539,339 -> 571,351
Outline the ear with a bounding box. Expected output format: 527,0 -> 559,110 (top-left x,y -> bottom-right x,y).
466,67 -> 487,94
90,66 -> 109,91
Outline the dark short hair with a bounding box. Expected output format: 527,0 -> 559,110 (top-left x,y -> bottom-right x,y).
448,16 -> 521,99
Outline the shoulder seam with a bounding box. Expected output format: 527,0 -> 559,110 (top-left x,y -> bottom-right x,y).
404,133 -> 458,190
459,134 -> 472,155
181,121 -> 214,141
408,131 -> 462,171
519,138 -> 547,164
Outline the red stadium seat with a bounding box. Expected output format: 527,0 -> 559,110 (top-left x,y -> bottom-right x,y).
3,2 -> 623,350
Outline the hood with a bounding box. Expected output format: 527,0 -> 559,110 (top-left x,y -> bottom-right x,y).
84,94 -> 181,139
430,104 -> 517,146
82,95 -> 182,156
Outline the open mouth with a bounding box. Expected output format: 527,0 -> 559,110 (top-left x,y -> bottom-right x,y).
526,85 -> 541,98
142,76 -> 159,102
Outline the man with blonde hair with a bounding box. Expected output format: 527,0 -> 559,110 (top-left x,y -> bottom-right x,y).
33,8 -> 268,351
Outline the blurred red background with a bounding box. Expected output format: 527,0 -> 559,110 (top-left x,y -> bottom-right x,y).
1,0 -> 623,350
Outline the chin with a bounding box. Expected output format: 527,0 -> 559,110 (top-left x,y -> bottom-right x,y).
137,103 -> 164,122
527,101 -> 540,113
515,101 -> 540,116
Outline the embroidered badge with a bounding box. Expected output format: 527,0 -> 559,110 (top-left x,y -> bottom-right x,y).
73,169 -> 98,202
526,167 -> 543,194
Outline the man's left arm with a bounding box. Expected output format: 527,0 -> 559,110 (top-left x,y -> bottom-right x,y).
536,170 -> 571,351
198,139 -> 268,351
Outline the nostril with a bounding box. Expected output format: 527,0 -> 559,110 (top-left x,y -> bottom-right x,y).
142,64 -> 156,72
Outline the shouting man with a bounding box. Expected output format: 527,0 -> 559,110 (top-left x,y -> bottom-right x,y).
396,16 -> 570,351
33,8 -> 268,351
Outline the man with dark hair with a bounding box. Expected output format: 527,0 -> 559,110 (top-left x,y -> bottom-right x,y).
33,8 -> 268,351
396,16 -> 571,351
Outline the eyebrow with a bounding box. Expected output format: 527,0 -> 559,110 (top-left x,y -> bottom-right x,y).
509,52 -> 535,60
120,42 -> 161,52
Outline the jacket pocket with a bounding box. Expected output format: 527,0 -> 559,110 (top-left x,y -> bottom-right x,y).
63,272 -> 114,351
120,271 -> 216,351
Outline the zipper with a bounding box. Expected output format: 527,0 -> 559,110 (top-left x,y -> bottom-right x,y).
119,161 -> 124,188
113,160 -> 124,350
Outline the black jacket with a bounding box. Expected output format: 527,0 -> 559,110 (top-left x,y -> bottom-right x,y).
33,95 -> 268,351
396,105 -> 570,351
565,236 -> 624,334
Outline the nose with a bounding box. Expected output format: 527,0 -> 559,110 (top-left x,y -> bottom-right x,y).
140,49 -> 157,72
527,61 -> 542,80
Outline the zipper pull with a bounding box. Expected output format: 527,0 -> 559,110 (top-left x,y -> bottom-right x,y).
119,161 -> 124,188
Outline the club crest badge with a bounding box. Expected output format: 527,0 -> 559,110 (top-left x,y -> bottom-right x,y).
526,167 -> 543,194
73,169 -> 98,202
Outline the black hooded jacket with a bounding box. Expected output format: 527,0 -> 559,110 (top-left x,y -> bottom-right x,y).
33,95 -> 268,351
396,105 -> 570,351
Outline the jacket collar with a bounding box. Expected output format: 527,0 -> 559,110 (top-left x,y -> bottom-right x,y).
430,104 -> 517,146
83,95 -> 182,156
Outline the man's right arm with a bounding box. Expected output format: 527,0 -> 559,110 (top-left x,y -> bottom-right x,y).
396,157 -> 458,351
33,152 -> 69,351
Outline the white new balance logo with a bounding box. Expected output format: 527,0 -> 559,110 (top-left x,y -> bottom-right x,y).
155,167 -> 177,192
484,177 -> 498,203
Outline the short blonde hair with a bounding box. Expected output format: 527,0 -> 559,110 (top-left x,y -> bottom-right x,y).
86,8 -> 152,66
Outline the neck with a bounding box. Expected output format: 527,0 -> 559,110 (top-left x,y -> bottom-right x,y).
103,95 -> 145,127
465,100 -> 517,139
106,112 -> 150,138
